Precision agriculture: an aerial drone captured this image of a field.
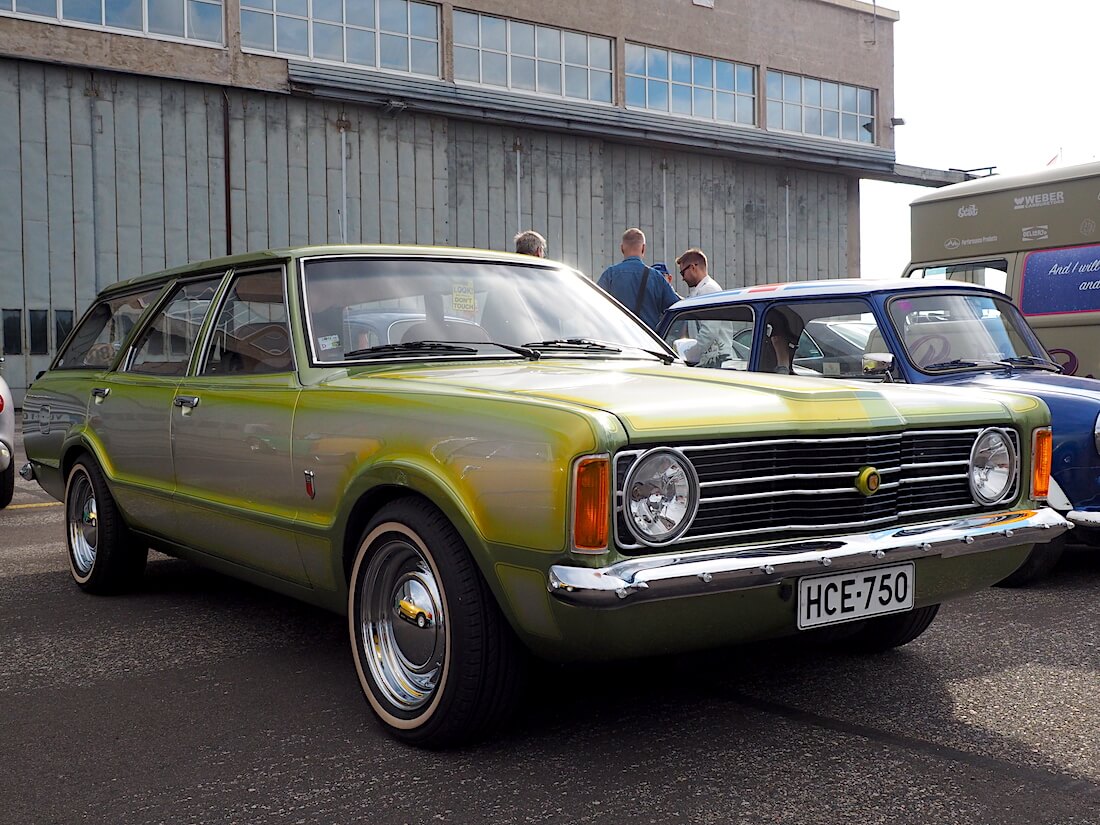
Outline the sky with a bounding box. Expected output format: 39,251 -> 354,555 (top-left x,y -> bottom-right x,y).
859,0 -> 1100,278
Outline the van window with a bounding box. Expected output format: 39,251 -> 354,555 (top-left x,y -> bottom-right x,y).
1019,243 -> 1100,316
908,260 -> 1008,294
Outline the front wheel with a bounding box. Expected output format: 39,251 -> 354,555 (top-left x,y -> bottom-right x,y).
995,535 -> 1066,588
840,604 -> 940,653
65,457 -> 147,594
348,497 -> 525,748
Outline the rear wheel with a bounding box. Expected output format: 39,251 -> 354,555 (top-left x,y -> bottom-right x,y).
65,458 -> 147,594
348,497 -> 525,748
840,604 -> 940,653
995,535 -> 1066,588
0,461 -> 13,509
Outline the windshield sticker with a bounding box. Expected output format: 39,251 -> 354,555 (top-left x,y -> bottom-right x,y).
1020,244 -> 1100,315
452,281 -> 477,315
318,334 -> 341,351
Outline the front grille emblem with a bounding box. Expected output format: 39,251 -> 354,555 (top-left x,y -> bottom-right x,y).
855,466 -> 881,497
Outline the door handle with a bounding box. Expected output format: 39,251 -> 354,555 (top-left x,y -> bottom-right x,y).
91,387 -> 110,400
173,395 -> 201,409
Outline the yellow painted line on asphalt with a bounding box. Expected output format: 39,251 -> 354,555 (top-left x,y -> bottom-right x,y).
6,501 -> 62,509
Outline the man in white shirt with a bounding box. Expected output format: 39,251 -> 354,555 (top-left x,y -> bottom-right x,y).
677,248 -> 722,297
675,248 -> 732,366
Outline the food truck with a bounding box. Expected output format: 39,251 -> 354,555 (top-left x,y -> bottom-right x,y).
905,161 -> 1100,378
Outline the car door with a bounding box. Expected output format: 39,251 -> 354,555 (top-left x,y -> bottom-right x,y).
89,275 -> 227,535
22,286 -> 164,502
169,267 -> 309,584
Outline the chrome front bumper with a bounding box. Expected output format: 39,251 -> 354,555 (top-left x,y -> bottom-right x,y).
1067,510 -> 1100,528
548,508 -> 1069,608
0,442 -> 10,472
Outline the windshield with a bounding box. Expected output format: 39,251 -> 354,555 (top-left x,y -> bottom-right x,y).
887,292 -> 1049,371
301,256 -> 668,364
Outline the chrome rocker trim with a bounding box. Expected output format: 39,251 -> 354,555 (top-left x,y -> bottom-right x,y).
548,507 -> 1069,608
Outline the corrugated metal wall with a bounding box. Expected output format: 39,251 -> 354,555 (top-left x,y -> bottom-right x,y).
0,57 -> 852,401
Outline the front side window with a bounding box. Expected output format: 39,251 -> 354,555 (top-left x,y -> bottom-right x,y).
750,300 -> 881,378
766,70 -> 874,143
54,288 -> 162,369
625,42 -> 755,125
241,0 -> 439,76
453,10 -> 612,103
1,0 -> 223,43
662,305 -> 753,369
127,277 -> 223,376
887,293 -> 1047,372
201,270 -> 293,375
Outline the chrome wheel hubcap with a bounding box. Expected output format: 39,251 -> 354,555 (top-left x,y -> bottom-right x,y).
359,535 -> 445,712
67,471 -> 98,575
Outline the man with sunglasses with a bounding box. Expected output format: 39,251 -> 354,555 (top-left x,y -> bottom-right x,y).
674,247 -> 731,367
675,248 -> 721,297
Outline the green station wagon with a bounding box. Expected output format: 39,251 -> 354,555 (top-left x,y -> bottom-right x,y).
21,246 -> 1068,747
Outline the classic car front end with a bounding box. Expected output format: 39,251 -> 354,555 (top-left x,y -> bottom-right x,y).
660,278 -> 1098,585
21,249 -> 1067,747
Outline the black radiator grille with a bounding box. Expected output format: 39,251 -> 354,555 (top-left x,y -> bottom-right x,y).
614,428 -> 1019,553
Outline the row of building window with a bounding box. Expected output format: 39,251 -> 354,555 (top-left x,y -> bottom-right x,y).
0,0 -> 876,143
2,308 -> 73,356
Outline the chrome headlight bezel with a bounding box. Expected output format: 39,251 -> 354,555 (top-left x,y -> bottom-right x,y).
969,427 -> 1018,506
621,447 -> 700,547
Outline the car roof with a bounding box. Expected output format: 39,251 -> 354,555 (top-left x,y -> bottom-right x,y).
667,278 -> 1000,312
99,245 -> 564,297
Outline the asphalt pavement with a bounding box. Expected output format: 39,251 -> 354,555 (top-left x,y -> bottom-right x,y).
2,429 -> 1098,825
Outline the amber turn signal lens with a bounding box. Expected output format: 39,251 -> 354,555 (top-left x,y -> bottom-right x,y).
573,456 -> 609,553
1032,427 -> 1052,500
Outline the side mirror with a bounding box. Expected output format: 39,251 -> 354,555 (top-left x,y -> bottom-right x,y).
672,338 -> 699,365
862,352 -> 895,382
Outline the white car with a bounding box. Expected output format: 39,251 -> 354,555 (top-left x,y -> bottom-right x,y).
0,357 -> 14,508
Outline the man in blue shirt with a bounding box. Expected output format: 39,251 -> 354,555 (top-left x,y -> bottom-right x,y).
597,228 -> 681,330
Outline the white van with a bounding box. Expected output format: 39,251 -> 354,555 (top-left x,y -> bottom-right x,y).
904,161 -> 1100,378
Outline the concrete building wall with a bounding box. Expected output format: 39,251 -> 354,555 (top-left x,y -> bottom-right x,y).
0,55 -> 854,401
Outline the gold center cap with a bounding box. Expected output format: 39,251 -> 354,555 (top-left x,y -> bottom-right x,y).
855,466 -> 881,497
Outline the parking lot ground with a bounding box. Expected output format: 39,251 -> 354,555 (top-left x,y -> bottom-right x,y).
2,430 -> 1098,825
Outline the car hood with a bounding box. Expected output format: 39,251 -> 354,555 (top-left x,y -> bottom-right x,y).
336,360 -> 1029,440
938,370 -> 1100,405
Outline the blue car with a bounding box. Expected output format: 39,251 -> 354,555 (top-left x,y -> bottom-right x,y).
658,278 -> 1099,585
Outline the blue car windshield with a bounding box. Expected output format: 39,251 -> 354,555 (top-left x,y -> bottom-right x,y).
300,256 -> 668,364
887,293 -> 1049,371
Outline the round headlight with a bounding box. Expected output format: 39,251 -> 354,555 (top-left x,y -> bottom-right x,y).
623,448 -> 699,545
969,428 -> 1017,505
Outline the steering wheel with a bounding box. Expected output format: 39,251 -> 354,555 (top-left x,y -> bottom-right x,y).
908,333 -> 950,367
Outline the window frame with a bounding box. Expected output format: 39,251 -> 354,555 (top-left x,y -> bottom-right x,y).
452,9 -> 614,106
0,0 -> 225,47
765,69 -> 876,144
624,41 -> 756,126
239,0 -> 441,78
196,266 -> 296,377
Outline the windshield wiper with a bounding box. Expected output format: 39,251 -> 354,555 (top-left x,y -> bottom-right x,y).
344,340 -> 540,361
1000,355 -> 1062,372
522,338 -> 674,364
523,338 -> 624,353
344,341 -> 478,358
921,359 -> 987,371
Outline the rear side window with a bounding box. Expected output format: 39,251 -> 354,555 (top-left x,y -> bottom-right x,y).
55,289 -> 162,369
127,277 -> 224,377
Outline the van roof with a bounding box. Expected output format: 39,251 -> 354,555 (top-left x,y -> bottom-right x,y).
911,160 -> 1100,205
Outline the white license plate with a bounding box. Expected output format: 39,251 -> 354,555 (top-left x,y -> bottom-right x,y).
797,563 -> 915,630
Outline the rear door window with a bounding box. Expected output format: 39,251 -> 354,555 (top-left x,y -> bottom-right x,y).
54,288 -> 163,370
